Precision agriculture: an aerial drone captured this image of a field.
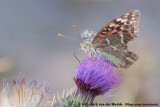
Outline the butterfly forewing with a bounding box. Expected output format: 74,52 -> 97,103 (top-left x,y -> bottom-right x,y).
92,10 -> 140,44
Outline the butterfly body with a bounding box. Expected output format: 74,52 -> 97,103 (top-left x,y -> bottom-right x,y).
80,10 -> 140,68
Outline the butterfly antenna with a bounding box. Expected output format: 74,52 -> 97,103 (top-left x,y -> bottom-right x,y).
73,25 -> 83,41
74,48 -> 81,62
57,34 -> 76,41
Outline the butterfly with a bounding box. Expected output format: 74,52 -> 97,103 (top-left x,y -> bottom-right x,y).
80,10 -> 140,69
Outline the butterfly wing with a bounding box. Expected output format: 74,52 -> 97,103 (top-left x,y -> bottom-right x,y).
93,10 -> 140,68
92,10 -> 140,44
94,33 -> 139,68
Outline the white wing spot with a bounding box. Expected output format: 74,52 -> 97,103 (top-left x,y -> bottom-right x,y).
121,19 -> 127,22
109,23 -> 115,27
110,46 -> 120,50
120,34 -> 124,44
116,18 -> 122,21
105,39 -> 110,44
112,47 -> 116,50
130,33 -> 134,37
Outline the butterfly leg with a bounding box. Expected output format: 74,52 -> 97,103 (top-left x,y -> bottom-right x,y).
90,50 -> 95,62
74,48 -> 81,62
90,45 -> 95,62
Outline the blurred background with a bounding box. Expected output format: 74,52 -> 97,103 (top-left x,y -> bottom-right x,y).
0,0 -> 159,106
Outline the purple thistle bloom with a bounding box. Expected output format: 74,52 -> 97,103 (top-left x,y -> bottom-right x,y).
74,54 -> 121,101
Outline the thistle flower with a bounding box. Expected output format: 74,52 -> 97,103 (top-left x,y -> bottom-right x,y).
74,54 -> 121,102
54,54 -> 121,107
0,77 -> 52,107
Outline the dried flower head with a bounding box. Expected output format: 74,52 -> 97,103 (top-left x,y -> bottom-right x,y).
74,54 -> 121,101
0,77 -> 52,107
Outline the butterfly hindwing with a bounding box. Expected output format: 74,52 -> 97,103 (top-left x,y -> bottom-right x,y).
94,33 -> 139,68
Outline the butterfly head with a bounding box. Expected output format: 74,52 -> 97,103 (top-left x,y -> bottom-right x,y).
80,30 -> 96,53
81,29 -> 96,42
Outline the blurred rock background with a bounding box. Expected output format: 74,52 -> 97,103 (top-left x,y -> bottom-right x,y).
0,0 -> 160,106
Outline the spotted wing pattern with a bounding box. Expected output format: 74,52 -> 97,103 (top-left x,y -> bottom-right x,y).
94,33 -> 139,68
92,10 -> 140,44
